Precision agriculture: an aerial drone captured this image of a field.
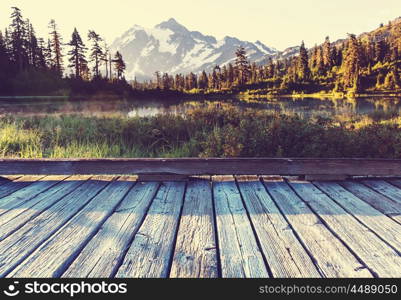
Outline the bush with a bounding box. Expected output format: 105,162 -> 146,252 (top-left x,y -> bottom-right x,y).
1,106 -> 401,158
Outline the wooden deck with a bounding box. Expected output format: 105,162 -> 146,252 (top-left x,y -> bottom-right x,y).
1,174 -> 401,278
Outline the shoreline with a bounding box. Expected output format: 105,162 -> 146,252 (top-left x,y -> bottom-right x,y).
1,90 -> 401,102
239,91 -> 401,100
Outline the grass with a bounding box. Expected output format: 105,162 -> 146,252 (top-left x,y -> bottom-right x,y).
1,106 -> 401,158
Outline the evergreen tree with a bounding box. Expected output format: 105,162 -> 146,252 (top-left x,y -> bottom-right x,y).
161,73 -> 172,89
48,19 -> 63,75
108,52 -> 112,80
198,70 -> 209,89
0,31 -> 7,61
9,7 -> 27,71
374,39 -> 386,63
297,41 -> 310,81
0,30 -> 11,77
266,58 -> 275,78
102,41 -> 110,79
88,30 -> 104,78
250,62 -> 258,83
310,45 -> 318,71
185,72 -> 197,90
322,36 -> 332,70
36,38 -> 47,69
316,46 -> 325,75
26,21 -> 44,69
154,71 -> 161,88
391,24 -> 401,59
67,28 -> 87,79
287,57 -> 298,83
209,65 -> 221,89
364,35 -> 375,63
220,65 -> 228,87
234,46 -> 251,85
174,74 -> 184,90
341,34 -> 362,90
113,51 -> 126,80
43,39 -> 53,69
227,63 -> 234,87
210,69 -> 218,89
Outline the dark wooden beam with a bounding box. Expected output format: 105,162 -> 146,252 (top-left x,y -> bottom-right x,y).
0,158 -> 401,176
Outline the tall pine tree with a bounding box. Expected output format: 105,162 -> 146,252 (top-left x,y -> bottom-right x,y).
341,34 -> 362,90
10,7 -> 27,71
234,46 -> 250,85
297,41 -> 310,81
48,19 -> 63,76
67,28 -> 87,79
88,30 -> 104,79
113,51 -> 126,80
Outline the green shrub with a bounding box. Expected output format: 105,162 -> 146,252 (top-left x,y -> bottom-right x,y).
1,106 -> 401,158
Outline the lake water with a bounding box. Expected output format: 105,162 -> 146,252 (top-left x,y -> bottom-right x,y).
0,96 -> 401,120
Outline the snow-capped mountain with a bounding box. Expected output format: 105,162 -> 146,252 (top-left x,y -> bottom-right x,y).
111,18 -> 278,80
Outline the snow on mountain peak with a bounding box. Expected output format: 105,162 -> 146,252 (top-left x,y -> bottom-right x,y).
156,18 -> 188,33
111,19 -> 278,80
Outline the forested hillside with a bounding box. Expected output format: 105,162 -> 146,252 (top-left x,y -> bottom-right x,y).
1,6 -> 401,97
0,7 -> 129,96
162,18 -> 401,96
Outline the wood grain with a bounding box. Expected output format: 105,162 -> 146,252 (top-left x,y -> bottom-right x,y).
0,176 -> 111,277
363,180 -> 401,205
1,158 -> 401,176
314,181 -> 401,254
0,175 -> 67,213
8,176 -> 133,278
0,175 -> 89,241
0,175 -> 45,199
262,177 -> 372,278
339,180 -> 401,224
236,176 -> 320,278
115,181 -> 186,278
213,175 -> 269,278
170,179 -> 218,278
289,179 -> 401,277
63,181 -> 160,278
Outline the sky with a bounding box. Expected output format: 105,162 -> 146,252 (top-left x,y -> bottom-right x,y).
1,0 -> 401,50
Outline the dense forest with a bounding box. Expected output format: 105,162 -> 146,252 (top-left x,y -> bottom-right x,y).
157,19 -> 401,96
1,6 -> 401,97
2,7 -> 401,159
0,7 -> 131,96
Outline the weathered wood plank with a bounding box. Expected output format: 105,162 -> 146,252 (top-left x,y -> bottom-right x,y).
63,181 -> 160,278
8,176 -> 134,278
305,175 -> 348,181
213,175 -> 269,278
262,177 -> 372,278
339,181 -> 401,224
0,175 -> 67,214
0,175 -> 45,199
236,176 -> 320,278
138,174 -> 189,181
1,158 -> 401,176
115,181 -> 186,278
314,181 -> 401,255
0,176 -> 21,184
170,179 -> 218,278
0,176 -> 112,277
387,179 -> 401,190
362,180 -> 401,205
289,179 -> 401,277
0,176 -> 90,241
